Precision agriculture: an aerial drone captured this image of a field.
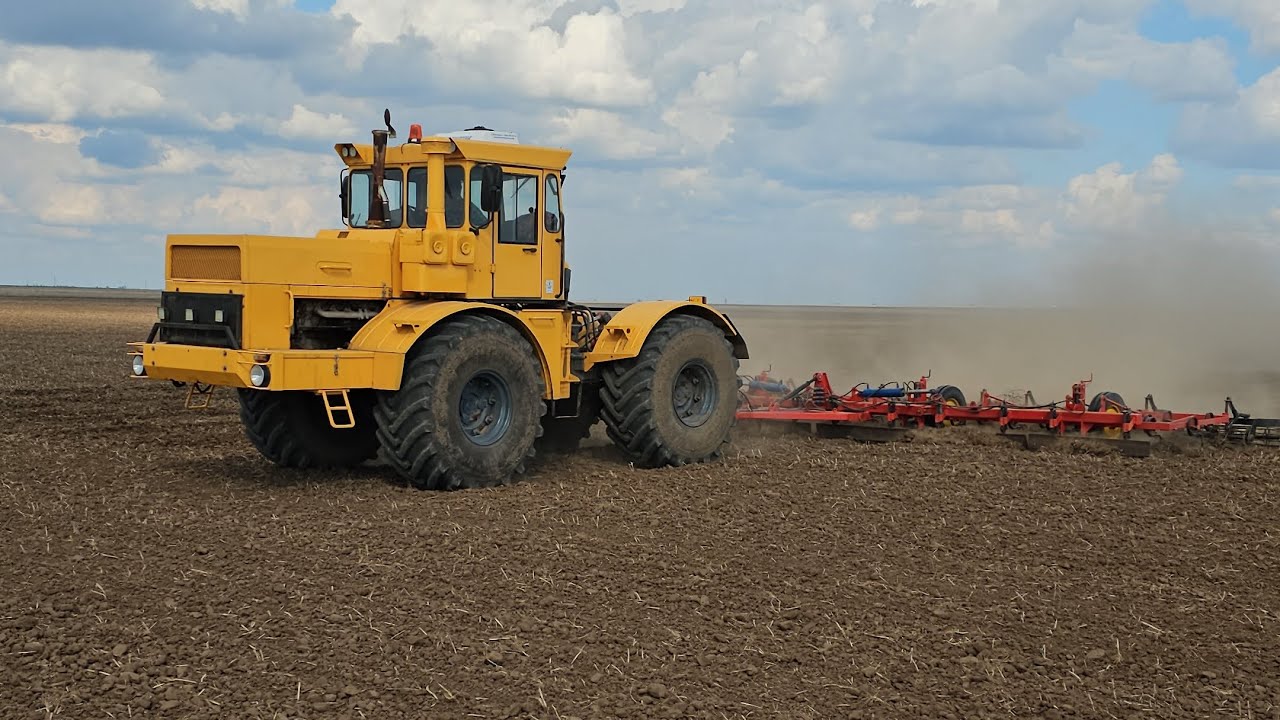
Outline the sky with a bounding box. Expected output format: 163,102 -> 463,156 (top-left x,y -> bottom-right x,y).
2,0 -> 1279,306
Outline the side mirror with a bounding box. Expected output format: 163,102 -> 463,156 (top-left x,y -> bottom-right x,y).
479,164 -> 502,214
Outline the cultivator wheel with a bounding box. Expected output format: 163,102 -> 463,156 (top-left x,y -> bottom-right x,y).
238,388 -> 379,469
1088,391 -> 1127,440
927,385 -> 967,427
599,314 -> 739,467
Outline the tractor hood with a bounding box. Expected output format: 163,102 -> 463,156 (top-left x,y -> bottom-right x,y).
165,233 -> 395,293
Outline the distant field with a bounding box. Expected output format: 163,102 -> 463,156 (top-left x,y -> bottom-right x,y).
4,285 -> 1275,415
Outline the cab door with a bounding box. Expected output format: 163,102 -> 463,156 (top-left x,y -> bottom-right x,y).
541,172 -> 564,300
491,169 -> 542,299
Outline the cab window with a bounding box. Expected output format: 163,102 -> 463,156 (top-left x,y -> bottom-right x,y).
544,174 -> 561,233
443,165 -> 466,229
407,167 -> 426,228
499,172 -> 538,245
348,168 -> 403,228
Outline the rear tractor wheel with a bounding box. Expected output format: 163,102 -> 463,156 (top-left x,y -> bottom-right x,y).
237,389 -> 379,469
599,314 -> 739,467
374,315 -> 546,490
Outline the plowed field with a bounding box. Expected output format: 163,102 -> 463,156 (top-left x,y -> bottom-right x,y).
2,295 -> 1279,719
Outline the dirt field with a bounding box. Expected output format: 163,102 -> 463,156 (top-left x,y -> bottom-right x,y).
3,295 -> 1279,719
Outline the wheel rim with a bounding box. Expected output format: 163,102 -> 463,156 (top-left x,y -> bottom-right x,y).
1102,405 -> 1123,439
673,360 -> 718,428
944,397 -> 960,426
458,370 -> 513,447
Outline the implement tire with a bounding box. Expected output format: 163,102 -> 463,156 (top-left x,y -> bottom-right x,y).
374,314 -> 545,490
237,389 -> 379,469
599,314 -> 739,468
925,384 -> 967,427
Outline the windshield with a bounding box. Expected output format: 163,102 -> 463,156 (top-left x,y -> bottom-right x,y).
347,168 -> 403,228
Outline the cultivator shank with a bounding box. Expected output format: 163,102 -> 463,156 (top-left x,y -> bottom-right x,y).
738,369 -> 1277,450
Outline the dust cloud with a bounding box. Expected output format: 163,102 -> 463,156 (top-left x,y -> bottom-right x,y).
728,220 -> 1280,416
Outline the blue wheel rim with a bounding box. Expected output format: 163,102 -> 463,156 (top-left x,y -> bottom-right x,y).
673,360 -> 717,428
458,370 -> 512,446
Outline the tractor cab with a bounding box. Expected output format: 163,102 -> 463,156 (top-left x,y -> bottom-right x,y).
332,110 -> 571,304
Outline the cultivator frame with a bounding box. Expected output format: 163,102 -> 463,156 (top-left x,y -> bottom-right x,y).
736,369 -> 1278,453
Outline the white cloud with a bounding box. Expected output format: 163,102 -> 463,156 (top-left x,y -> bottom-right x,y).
1175,67 -> 1280,167
333,2 -> 654,107
191,185 -> 327,236
189,0 -> 250,20
0,44 -> 164,122
1063,154 -> 1181,232
4,122 -> 87,144
848,209 -> 880,231
615,0 -> 686,16
843,155 -> 1183,250
1186,0 -> 1280,53
277,104 -> 355,139
1057,22 -> 1236,101
547,109 -> 667,160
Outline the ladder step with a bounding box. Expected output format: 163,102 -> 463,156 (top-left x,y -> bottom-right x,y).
319,390 -> 355,429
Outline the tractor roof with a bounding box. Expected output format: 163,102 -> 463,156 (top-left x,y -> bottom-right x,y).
335,133 -> 572,171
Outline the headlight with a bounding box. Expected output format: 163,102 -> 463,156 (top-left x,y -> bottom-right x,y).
131,355 -> 146,376
249,364 -> 269,387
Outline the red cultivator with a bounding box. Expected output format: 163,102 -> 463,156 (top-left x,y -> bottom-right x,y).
736,369 -> 1273,455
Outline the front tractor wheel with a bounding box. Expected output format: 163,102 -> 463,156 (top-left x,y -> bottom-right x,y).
237,389 -> 379,469
374,315 -> 546,490
599,314 -> 739,467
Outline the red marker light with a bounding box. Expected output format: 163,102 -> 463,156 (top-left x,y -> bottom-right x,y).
408,123 -> 423,143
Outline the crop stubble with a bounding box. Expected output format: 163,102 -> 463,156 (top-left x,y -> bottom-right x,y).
1,296 -> 1278,719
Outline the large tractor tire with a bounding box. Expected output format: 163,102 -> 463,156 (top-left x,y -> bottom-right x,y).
373,314 -> 546,491
599,314 -> 739,467
237,389 -> 379,469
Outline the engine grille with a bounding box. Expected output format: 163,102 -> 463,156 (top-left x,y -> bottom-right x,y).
170,245 -> 241,281
149,292 -> 244,348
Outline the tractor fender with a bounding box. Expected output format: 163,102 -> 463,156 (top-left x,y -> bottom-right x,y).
348,300 -> 555,396
583,300 -> 748,371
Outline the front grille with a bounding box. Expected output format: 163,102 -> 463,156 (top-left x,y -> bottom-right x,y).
170,245 -> 241,281
148,291 -> 244,348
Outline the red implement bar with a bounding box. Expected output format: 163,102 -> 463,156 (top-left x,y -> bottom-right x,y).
737,371 -> 1232,437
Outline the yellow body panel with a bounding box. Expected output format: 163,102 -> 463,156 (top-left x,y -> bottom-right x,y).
167,233 -> 395,292
133,344 -> 399,391
584,299 -> 749,370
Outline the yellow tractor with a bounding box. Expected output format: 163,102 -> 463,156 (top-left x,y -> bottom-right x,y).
128,110 -> 748,490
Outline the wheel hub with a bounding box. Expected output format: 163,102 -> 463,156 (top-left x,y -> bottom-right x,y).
673,360 -> 717,428
459,370 -> 512,446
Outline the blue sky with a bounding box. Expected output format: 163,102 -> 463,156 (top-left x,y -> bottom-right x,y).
1,0 -> 1279,306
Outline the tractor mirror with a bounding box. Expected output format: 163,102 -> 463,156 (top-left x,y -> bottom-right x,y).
479,164 -> 502,214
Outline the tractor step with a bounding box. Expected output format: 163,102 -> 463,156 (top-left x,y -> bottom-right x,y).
184,382 -> 215,409
319,389 -> 356,429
